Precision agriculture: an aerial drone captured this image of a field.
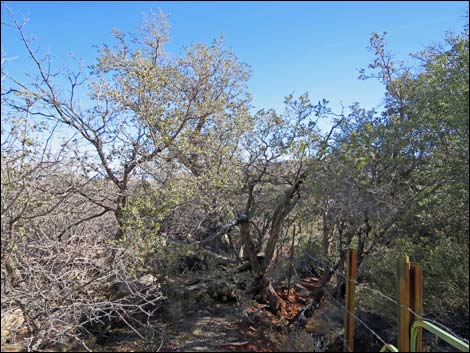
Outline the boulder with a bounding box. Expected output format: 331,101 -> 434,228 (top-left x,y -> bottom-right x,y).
1,308 -> 27,344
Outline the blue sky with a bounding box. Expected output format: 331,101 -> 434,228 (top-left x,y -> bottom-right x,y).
2,1 -> 468,131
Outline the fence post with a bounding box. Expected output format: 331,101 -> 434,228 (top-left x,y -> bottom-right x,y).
344,248 -> 357,352
410,264 -> 423,352
397,256 -> 411,352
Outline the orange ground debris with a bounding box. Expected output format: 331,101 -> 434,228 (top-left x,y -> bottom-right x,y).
228,278 -> 320,352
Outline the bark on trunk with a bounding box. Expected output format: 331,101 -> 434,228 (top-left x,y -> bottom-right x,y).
114,191 -> 128,239
322,210 -> 330,257
249,276 -> 285,314
262,179 -> 303,273
238,220 -> 262,276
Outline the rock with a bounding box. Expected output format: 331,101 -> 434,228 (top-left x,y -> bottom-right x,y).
1,308 -> 26,344
0,343 -> 25,352
138,274 -> 157,287
110,274 -> 159,299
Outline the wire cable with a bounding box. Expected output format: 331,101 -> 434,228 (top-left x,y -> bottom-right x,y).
304,251 -> 470,344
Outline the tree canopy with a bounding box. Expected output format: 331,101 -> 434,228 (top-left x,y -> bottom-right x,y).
1,7 -> 468,352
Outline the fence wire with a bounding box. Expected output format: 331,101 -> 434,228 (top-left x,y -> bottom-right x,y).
304,251 -> 470,345
310,267 -> 393,348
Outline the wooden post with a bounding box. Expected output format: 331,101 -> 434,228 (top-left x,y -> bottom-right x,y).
397,256 -> 411,352
343,248 -> 357,352
287,225 -> 296,300
410,264 -> 423,352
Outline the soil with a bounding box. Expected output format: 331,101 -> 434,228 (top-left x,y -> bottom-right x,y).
2,277 -> 323,352
159,278 -> 322,352
163,303 -> 244,352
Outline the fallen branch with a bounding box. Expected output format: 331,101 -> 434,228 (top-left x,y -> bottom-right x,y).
288,301 -> 318,327
195,218 -> 241,245
219,341 -> 249,347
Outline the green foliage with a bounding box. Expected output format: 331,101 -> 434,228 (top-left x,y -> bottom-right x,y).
297,23 -> 469,342
359,234 -> 469,336
2,5 -> 469,350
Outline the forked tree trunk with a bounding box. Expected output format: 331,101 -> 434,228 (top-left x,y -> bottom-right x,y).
243,178 -> 304,310
262,180 -> 303,273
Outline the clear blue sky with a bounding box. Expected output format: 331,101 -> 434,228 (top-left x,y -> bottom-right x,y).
2,1 -> 468,130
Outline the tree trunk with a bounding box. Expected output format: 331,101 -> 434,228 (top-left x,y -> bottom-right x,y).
248,276 -> 285,314
357,215 -> 371,269
335,222 -> 344,298
262,180 -> 302,273
239,176 -> 305,306
315,256 -> 344,303
238,220 -> 262,276
287,225 -> 297,296
266,281 -> 285,313
322,210 -> 330,257
114,191 -> 128,240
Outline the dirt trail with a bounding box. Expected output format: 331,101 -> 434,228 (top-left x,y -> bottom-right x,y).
164,303 -> 244,352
